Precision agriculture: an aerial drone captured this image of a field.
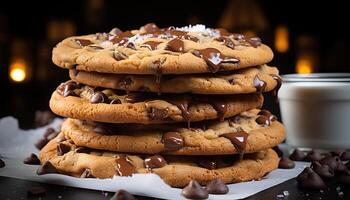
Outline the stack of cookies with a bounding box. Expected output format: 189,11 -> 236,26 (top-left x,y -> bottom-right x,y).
38,24 -> 286,189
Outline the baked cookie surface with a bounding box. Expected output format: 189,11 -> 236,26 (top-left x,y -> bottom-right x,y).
52,24 -> 273,75
60,109 -> 285,155
39,136 -> 279,187
49,82 -> 264,124
69,64 -> 280,94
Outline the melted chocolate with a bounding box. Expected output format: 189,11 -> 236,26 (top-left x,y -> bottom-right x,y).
212,102 -> 228,122
222,130 -> 249,158
119,77 -> 133,94
113,51 -> 128,61
115,155 -> 136,176
74,39 -> 92,47
215,36 -> 235,49
192,48 -> 239,72
140,41 -> 162,50
165,38 -> 184,52
144,155 -> 167,169
271,74 -> 282,103
246,37 -> 262,47
253,75 -> 267,93
168,97 -> 191,128
162,132 -> 184,151
109,31 -> 133,44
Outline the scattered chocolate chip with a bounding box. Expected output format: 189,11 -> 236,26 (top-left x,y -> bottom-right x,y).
337,174 -> 350,185
144,155 -> 167,169
319,156 -> 342,171
90,91 -> 108,104
75,147 -> 91,154
57,143 -> 70,156
311,161 -> 335,178
255,115 -> 270,126
36,161 -> 58,175
113,51 -> 128,61
35,110 -> 55,127
278,157 -> 295,169
165,38 -> 184,52
80,168 -> 95,178
253,75 -> 267,93
297,167 -> 326,189
110,189 -> 135,200
341,151 -> 350,161
0,158 -> 5,168
74,39 -> 92,47
27,186 -> 46,197
35,138 -> 48,150
205,178 -> 229,194
305,150 -> 323,162
110,98 -> 122,104
23,153 -> 40,165
162,132 -> 184,151
149,107 -> 169,120
109,27 -> 122,35
273,146 -> 283,157
289,149 -> 306,161
181,180 -> 208,200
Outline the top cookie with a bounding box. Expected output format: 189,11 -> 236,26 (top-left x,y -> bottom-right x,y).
52,23 -> 273,75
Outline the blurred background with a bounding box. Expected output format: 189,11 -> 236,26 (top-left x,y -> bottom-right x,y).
0,0 -> 348,127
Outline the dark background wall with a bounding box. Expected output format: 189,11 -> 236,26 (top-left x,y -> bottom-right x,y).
0,0 -> 348,127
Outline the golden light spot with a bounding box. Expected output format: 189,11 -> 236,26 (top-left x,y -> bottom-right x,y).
9,59 -> 27,82
296,58 -> 313,74
275,25 -> 289,53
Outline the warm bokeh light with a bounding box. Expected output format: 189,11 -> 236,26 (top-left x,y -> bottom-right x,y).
275,25 -> 289,53
296,58 -> 313,74
9,59 -> 27,82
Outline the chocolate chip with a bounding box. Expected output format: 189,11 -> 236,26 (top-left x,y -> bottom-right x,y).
246,37 -> 262,47
56,81 -> 78,97
110,98 -> 122,104
205,178 -> 229,194
232,33 -> 245,40
162,132 -> 184,151
141,23 -> 159,33
110,189 -> 135,200
182,34 -> 199,42
27,186 -> 46,197
43,127 -> 56,138
192,48 -> 228,73
289,149 -> 306,161
140,41 -> 162,50
258,109 -> 277,122
331,150 -> 345,157
125,42 -> 136,50
181,180 -> 209,200
90,91 -> 108,104
0,158 -> 5,168
305,150 -> 323,162
165,38 -> 184,52
311,161 -> 335,178
35,110 -> 55,127
115,155 -> 136,176
109,27 -> 122,35
23,153 -> 40,165
57,143 -> 70,156
80,169 -> 95,178
35,138 -> 48,150
113,51 -> 128,61
255,115 -> 270,126
215,36 -> 235,49
319,156 -> 342,171
253,75 -> 267,93
297,167 -> 326,189
149,107 -> 169,120
75,39 -> 92,47
37,161 -> 58,175
75,147 -> 91,154
341,151 -> 350,161
278,157 -> 295,169
337,174 -> 350,185
144,155 -> 167,169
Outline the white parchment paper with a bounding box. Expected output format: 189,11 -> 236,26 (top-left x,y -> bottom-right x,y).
0,117 -> 308,200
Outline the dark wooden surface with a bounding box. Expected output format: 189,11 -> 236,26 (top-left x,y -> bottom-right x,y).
0,176 -> 349,200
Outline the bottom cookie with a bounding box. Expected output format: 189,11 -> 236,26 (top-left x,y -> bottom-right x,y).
39,137 -> 279,187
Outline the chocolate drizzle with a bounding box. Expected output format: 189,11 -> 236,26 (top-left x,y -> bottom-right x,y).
271,74 -> 282,103
212,102 -> 228,122
192,48 -> 239,72
168,97 -> 192,128
115,155 -> 136,176
165,38 -> 184,52
253,75 -> 267,93
222,130 -> 249,158
74,39 -> 92,47
140,41 -> 162,50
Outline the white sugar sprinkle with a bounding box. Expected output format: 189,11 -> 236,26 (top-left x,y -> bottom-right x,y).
283,191 -> 290,196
